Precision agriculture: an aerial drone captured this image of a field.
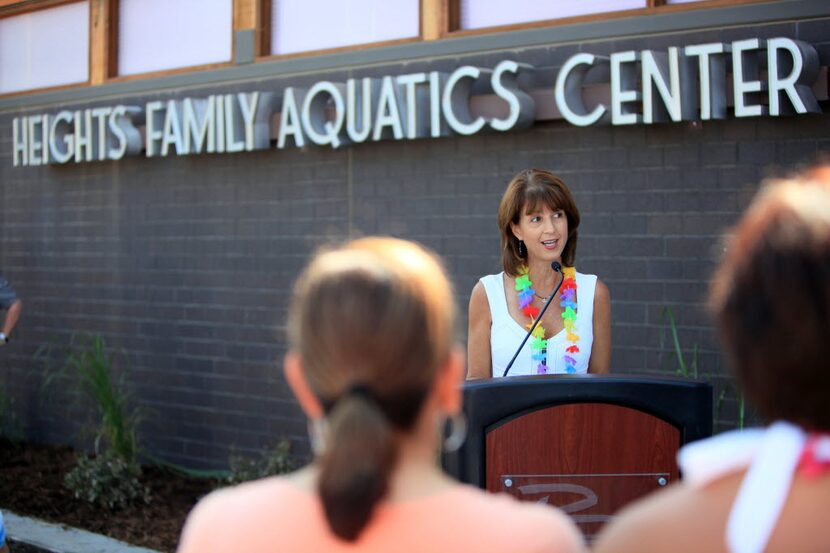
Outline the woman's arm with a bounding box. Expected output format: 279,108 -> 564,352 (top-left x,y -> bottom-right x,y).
588,279 -> 611,374
466,282 -> 492,380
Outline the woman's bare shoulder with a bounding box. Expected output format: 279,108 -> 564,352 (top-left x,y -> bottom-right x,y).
594,277 -> 610,302
468,280 -> 490,315
593,478 -> 737,553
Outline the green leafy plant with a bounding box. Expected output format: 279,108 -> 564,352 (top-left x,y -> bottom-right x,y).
738,392 -> 746,429
660,307 -> 746,430
661,307 -> 699,379
37,333 -> 151,509
64,452 -> 150,510
0,381 -> 24,442
38,333 -> 141,463
716,383 -> 747,430
224,439 -> 296,486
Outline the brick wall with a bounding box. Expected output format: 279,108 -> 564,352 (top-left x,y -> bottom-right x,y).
1,17 -> 829,468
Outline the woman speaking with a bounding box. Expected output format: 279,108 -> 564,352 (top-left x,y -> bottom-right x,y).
468,169 -> 611,378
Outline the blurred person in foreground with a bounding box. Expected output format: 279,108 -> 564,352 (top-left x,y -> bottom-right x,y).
0,274 -> 20,552
594,167 -> 830,553
0,509 -> 8,553
0,275 -> 21,345
177,237 -> 585,553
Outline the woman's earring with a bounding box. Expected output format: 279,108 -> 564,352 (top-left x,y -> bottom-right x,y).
443,413 -> 468,452
308,418 -> 328,455
518,240 -> 527,258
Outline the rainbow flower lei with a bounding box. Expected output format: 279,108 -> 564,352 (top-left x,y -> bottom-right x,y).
516,266 -> 579,374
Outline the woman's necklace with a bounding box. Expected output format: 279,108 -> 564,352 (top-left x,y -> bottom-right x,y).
516,265 -> 579,374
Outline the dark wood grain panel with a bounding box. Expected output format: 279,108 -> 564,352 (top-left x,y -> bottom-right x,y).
485,402 -> 680,537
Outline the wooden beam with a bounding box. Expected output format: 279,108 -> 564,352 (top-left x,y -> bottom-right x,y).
0,0 -> 79,18
89,0 -> 116,84
448,0 -> 460,32
421,0 -> 450,41
233,0 -> 268,57
260,0 -> 271,56
233,0 -> 257,30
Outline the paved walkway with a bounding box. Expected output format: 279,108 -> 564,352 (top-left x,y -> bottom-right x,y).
4,510 -> 161,553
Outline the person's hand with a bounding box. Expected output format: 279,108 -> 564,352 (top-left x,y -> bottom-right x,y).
0,332 -> 7,345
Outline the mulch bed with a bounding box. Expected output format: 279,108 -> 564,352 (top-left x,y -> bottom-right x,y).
0,439 -> 218,552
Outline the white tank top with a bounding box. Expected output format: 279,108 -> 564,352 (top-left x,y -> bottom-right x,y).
480,271 -> 596,377
678,421 -> 816,553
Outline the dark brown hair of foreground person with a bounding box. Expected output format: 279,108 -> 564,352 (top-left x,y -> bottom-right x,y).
592,167 -> 830,553
498,168 -> 581,275
710,167 -> 830,431
287,237 -> 455,541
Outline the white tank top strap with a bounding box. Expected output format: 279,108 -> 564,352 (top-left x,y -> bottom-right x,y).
677,429 -> 766,488
561,271 -> 596,374
574,272 -> 596,334
677,421 -> 807,553
726,421 -> 806,553
480,272 -> 510,320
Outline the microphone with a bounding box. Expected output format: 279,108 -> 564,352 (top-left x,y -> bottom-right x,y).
502,261 -> 563,377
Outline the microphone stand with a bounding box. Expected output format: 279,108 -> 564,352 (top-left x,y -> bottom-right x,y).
502,263 -> 563,377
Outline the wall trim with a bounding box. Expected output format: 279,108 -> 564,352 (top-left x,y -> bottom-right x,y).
1,0 -> 828,111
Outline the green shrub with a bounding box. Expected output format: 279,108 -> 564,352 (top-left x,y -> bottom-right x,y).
0,381 -> 24,442
224,439 -> 296,486
38,333 -> 141,463
661,307 -> 746,430
661,307 -> 699,379
64,453 -> 150,510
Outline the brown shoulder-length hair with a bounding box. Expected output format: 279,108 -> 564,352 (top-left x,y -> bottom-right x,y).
288,237 -> 455,541
498,169 -> 581,276
710,167 -> 830,431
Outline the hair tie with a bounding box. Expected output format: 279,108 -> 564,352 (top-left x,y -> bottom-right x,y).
320,384 -> 381,414
345,383 -> 377,403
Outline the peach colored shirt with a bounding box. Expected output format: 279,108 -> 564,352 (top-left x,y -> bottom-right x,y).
178,477 -> 584,553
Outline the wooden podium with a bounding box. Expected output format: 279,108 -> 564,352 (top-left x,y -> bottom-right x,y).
443,375 -> 712,538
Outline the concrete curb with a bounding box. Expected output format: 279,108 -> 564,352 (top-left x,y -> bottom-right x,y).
4,511 -> 162,553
